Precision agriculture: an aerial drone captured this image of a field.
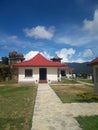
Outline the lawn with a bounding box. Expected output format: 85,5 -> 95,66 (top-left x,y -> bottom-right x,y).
0,83 -> 37,130
61,77 -> 78,84
77,78 -> 93,84
0,80 -> 17,85
51,84 -> 96,103
76,116 -> 98,130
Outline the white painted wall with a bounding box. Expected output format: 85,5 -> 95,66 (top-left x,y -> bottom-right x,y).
18,67 -> 59,83
47,67 -> 58,83
18,67 -> 39,83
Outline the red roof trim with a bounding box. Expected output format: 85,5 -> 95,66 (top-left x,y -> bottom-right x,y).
88,57 -> 98,66
13,53 -> 65,67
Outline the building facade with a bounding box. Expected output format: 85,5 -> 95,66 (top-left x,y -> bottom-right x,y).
13,53 -> 66,83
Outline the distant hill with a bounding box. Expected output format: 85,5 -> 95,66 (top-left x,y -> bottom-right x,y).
66,62 -> 93,74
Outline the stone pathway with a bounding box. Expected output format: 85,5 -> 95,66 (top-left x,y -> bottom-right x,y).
63,103 -> 98,117
31,84 -> 83,130
31,84 -> 98,130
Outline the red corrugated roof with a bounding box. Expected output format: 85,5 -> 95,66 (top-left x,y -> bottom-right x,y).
88,57 -> 98,66
13,53 -> 65,67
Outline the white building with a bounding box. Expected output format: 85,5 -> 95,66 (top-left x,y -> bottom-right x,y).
13,53 -> 66,83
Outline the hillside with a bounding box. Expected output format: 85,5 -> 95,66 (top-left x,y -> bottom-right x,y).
66,62 -> 93,74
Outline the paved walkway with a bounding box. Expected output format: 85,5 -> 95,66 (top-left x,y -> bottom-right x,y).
31,84 -> 98,130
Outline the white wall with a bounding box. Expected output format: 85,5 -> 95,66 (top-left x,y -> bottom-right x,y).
47,67 -> 58,83
18,67 -> 39,83
18,67 -> 59,83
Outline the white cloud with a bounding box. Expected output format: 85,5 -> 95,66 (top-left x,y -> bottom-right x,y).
24,49 -> 88,63
56,48 -> 75,62
83,9 -> 98,34
24,25 -> 55,40
56,35 -> 91,46
42,51 -> 52,59
7,35 -> 18,40
24,48 -> 76,62
0,34 -> 35,51
55,9 -> 98,47
72,58 -> 85,63
83,49 -> 93,57
24,51 -> 39,60
24,50 -> 52,61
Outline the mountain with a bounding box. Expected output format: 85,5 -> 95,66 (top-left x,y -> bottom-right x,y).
66,62 -> 93,74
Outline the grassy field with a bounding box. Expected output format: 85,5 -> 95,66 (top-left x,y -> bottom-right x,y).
77,78 -> 93,84
76,116 -> 98,130
0,83 -> 37,130
51,84 -> 96,103
61,77 -> 78,84
0,80 -> 17,85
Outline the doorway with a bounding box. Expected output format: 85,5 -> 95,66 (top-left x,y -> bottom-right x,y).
39,68 -> 47,81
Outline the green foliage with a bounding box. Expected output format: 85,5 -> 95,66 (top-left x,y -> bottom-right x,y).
0,66 -> 17,81
77,92 -> 98,102
76,116 -> 98,130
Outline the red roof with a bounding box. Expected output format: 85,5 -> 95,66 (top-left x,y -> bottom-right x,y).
88,57 -> 98,66
13,53 -> 65,67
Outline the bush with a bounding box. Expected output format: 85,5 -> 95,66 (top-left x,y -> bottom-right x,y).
77,92 -> 98,102
0,65 -> 17,81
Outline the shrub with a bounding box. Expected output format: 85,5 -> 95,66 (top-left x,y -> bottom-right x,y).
77,92 -> 98,102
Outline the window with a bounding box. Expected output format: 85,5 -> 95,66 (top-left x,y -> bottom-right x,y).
25,69 -> 33,77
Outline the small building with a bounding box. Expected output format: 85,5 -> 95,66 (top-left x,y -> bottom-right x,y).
88,57 -> 98,94
59,66 -> 74,78
9,51 -> 25,64
51,55 -> 73,78
51,55 -> 62,62
13,53 -> 66,83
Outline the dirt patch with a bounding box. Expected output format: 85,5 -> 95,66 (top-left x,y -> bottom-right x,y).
0,84 -> 5,87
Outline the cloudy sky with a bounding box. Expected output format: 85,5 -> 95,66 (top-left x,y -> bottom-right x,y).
0,0 -> 98,62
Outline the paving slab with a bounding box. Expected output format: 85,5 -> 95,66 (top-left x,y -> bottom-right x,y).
31,84 -> 82,130
63,103 -> 98,117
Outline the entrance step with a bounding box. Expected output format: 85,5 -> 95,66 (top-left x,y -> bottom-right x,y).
39,80 -> 47,83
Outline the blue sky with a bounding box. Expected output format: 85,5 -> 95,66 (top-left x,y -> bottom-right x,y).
0,0 -> 98,62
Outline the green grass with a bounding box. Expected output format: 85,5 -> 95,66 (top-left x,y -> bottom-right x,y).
61,78 -> 78,84
76,116 -> 98,130
51,84 -> 96,103
78,78 -> 93,84
0,84 -> 37,130
0,80 -> 17,84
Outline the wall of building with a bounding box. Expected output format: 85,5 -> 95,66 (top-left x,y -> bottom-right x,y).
18,67 -> 59,83
18,67 -> 39,83
47,67 -> 58,83
93,65 -> 98,93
